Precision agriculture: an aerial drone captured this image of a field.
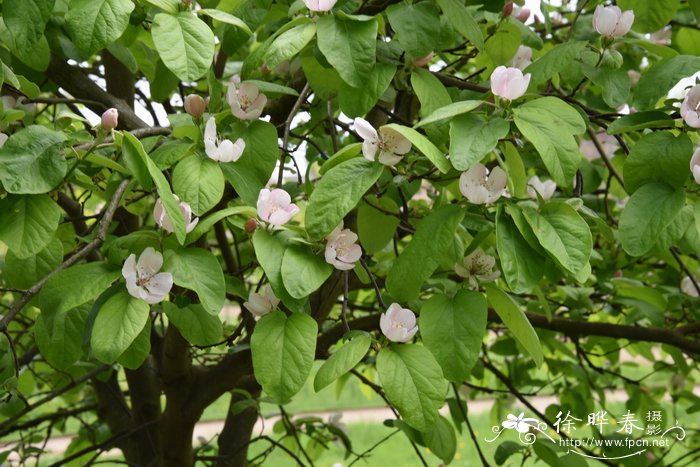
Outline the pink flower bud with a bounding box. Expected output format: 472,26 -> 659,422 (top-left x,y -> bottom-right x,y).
304,0 -> 337,12
101,108 -> 118,130
490,66 -> 531,101
411,52 -> 434,67
184,94 -> 206,118
513,6 -> 530,22
592,5 -> 634,38
244,218 -> 258,233
502,2 -> 513,17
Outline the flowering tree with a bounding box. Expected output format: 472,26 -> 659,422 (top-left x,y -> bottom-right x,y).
1,0 -> 700,465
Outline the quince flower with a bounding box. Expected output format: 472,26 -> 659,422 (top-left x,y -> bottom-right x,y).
690,149 -> 700,184
502,413 -> 538,433
354,118 -> 412,167
592,5 -> 634,38
101,108 -> 118,130
459,163 -> 507,205
681,85 -> 700,128
380,303 -> 418,343
510,46 -> 532,70
0,133 -> 7,148
455,249 -> 500,287
681,276 -> 700,298
303,0 -> 336,12
244,284 -> 280,317
227,77 -> 267,120
325,222 -> 362,271
184,94 -> 206,118
490,66 -> 530,101
204,117 -> 246,163
256,188 -> 300,226
153,196 -> 199,234
122,247 -> 173,304
527,176 -> 557,200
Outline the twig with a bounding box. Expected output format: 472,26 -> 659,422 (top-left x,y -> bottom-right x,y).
278,83 -> 311,186
452,383 -> 491,467
359,257 -> 386,309
341,271 -> 350,333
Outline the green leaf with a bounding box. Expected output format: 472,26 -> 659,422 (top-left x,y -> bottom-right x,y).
449,114 -> 509,171
121,133 -> 153,190
198,9 -> 252,35
118,319 -> 151,369
386,2 -> 440,59
123,132 -> 186,243
314,334 -> 371,392
252,231 -> 307,312
319,143 -> 362,175
65,0 -> 134,55
339,63 -> 396,118
485,21 -> 520,65
386,205 -> 465,302
502,141 -> 527,199
495,208 -> 544,293
151,13 -> 215,82
521,202 -> 592,277
524,41 -> 587,86
186,206 -> 256,245
91,290 -> 150,364
36,262 -> 121,315
0,126 -> 67,194
143,0 -> 178,14
316,14 -> 377,87
3,0 -> 54,56
411,68 -> 451,117
376,345 -> 447,432
436,0 -> 483,50
163,248 -> 225,314
163,302 -> 223,346
5,238 -> 63,289
172,154 -> 224,216
151,140 -> 194,169
281,245 -> 333,299
35,304 -> 89,370
633,55 -> 700,110
618,0 -> 680,33
263,21 -> 316,70
244,80 -> 300,97
414,100 -> 483,128
251,311 -> 318,404
0,195 -> 61,258
220,121 -> 279,207
382,124 -> 451,173
582,64 -> 630,108
357,197 -> 400,254
623,132 -> 692,194
419,290 -> 487,383
424,416 -> 457,465
513,97 -> 586,186
484,284 -> 543,367
606,111 -> 675,134
619,182 -> 685,256
306,158 -> 384,240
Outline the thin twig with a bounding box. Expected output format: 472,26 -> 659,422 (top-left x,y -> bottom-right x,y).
278,83 -> 311,186
452,383 -> 491,467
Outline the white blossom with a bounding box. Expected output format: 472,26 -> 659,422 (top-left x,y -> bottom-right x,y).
459,163 -> 507,204
354,118 -> 412,167
204,117 -> 246,163
122,247 -> 173,304
325,222 -> 362,271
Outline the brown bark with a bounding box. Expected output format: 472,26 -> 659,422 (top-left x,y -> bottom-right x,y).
216,378 -> 262,467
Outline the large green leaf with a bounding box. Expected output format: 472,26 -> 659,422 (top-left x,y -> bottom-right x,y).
623,132 -> 692,194
35,304 -> 89,370
172,154 -> 224,216
424,416 -> 457,465
118,319 -> 151,369
163,248 -> 225,314
5,238 -> 63,289
582,63 -> 630,109
485,21 -> 520,65
316,13 -> 377,87
0,126 -> 67,194
198,9 -> 252,35
91,290 -> 150,364
386,2 -> 440,59
0,195 -> 61,259
220,121 -> 279,207
606,111 -> 675,135
419,291 -> 487,383
495,208 -> 544,293
633,55 -> 700,110
252,231 -> 306,312
339,63 -> 396,118
124,132 -> 186,243
513,97 -> 586,186
65,0 -> 134,55
382,124 -> 451,173
306,158 -> 384,240
449,114 -> 509,171
414,100 -> 483,128
151,12 -> 215,82
484,284 -> 543,367
186,206 -> 256,245
357,197 -> 400,254
251,311 -> 318,404
263,20 -> 316,70
386,205 -> 465,302
619,182 -> 685,257
36,262 -> 121,315
377,345 -> 447,432
314,334 -> 371,392
521,202 -> 592,277
436,0 -> 483,50
281,245 -> 333,299
524,41 -> 587,86
411,68 -> 451,117
3,0 -> 54,56
618,0 -> 680,33
163,302 -> 223,346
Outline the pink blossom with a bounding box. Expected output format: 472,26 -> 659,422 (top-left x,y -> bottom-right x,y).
303,0 -> 337,12
227,77 -> 267,120
690,148 -> 700,184
379,303 -> 418,343
490,66 -> 531,101
592,5 -> 634,38
325,222 -> 362,271
354,118 -> 412,167
101,108 -> 118,130
681,85 -> 700,128
204,117 -> 246,162
256,188 -> 300,226
244,284 -> 280,317
153,196 -> 199,234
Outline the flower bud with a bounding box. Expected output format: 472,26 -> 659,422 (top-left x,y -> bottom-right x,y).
490,66 -> 531,101
592,5 -> 634,38
184,94 -> 206,119
245,218 -> 258,233
502,2 -> 513,17
411,52 -> 434,67
101,108 -> 118,130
